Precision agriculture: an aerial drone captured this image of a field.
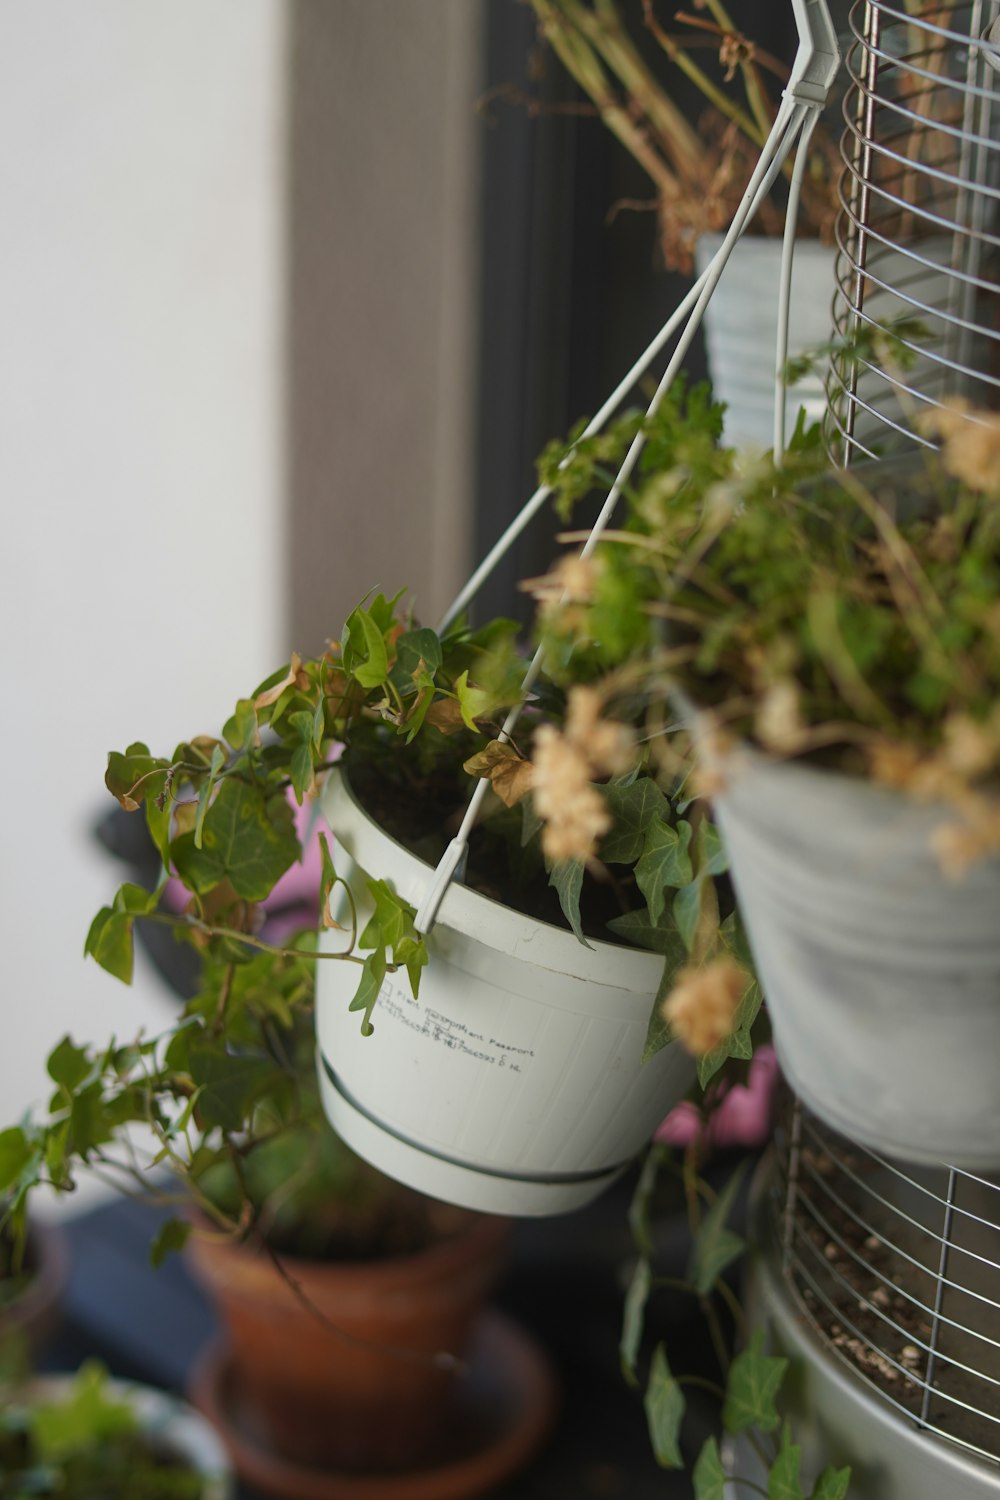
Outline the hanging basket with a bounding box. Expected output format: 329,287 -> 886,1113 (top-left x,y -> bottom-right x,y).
315,769 -> 695,1217
313,13 -> 841,1214
708,745 -> 1000,1170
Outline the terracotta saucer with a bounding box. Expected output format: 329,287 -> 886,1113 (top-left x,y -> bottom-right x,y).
187,1309 -> 558,1500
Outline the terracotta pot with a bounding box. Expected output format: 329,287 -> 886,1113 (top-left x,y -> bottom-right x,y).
186,1209 -> 510,1473
1,1219 -> 69,1359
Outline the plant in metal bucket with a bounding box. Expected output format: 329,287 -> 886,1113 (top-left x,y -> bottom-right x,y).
529,376 -> 1000,1168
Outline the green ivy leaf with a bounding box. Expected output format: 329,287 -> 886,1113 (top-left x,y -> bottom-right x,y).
620,1254 -> 650,1388
84,908 -> 134,984
644,1344 -> 685,1468
606,908 -> 687,963
549,858 -> 590,947
350,949 -> 387,1037
172,780 -> 300,901
600,781 -> 670,864
769,1424 -> 805,1500
394,935 -> 429,999
359,879 -> 412,953
673,880 -> 704,953
67,1081 -> 117,1158
186,1044 -> 273,1133
0,1128 -> 32,1195
642,958 -> 678,1063
688,1160 -> 748,1294
391,627 -> 443,692
346,606 -> 390,689
723,1331 -> 788,1436
145,790 -> 172,869
47,1038 -> 92,1093
693,1436 -> 728,1500
811,1465 -> 852,1499
454,670 -> 492,731
290,742 -> 314,805
105,745 -> 166,812
193,744 -> 226,849
149,1216 -> 194,1269
223,698 -> 258,752
635,818 -> 693,924
695,819 -> 728,879
697,977 -> 762,1088
318,834 -> 344,931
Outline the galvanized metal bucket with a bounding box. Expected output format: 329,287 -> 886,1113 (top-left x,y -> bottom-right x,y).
709,746 -> 1000,1170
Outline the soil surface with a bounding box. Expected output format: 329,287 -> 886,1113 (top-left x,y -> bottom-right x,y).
344,748 -> 641,945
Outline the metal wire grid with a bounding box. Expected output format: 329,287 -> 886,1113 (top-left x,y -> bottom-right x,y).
826,0 -> 1000,463
767,1097 -> 1000,1469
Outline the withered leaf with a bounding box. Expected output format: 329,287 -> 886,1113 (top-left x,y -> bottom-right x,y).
424,699 -> 468,735
253,652 -> 303,711
464,740 -> 535,808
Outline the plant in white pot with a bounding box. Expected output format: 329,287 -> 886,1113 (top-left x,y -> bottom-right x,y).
530,380 -> 1000,1170
71,581 -> 754,1218
525,0 -> 842,445
0,1359 -> 232,1500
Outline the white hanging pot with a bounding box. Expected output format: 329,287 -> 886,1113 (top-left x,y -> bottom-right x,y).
315,768 -> 695,1217
707,745 -> 1000,1170
696,234 -> 835,449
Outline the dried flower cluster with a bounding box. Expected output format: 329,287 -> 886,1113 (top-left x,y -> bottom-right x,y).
532,687 -> 637,863
867,713 -> 1000,878
926,400 -> 1000,496
662,957 -> 747,1057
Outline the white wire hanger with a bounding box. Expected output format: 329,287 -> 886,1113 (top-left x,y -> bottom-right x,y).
414,0 -> 841,936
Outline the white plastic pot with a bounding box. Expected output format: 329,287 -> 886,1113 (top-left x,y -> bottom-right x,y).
708,746 -> 1000,1170
315,769 -> 696,1217
697,234 -> 835,449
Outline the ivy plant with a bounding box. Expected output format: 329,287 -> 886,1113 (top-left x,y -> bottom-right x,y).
622,1141 -> 851,1498
2,433 -> 761,1274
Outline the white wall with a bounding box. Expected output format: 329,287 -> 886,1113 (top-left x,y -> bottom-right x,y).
0,3 -> 287,1165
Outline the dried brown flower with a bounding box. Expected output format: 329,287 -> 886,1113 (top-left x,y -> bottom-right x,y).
662,958 -> 747,1056
565,686 -> 637,777
523,555 -> 598,610
943,713 -> 999,779
924,399 -> 1000,496
532,724 -> 611,863
754,679 -> 805,753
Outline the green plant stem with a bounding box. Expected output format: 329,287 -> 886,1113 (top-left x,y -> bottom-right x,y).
677,1372 -> 726,1400
588,0 -> 707,173
702,1294 -> 733,1380
533,0 -> 685,198
714,1274 -> 746,1335
139,912 -> 367,966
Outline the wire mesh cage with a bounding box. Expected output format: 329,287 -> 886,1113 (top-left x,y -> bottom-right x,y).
826,0 -> 1000,462
766,1095 -> 1000,1470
